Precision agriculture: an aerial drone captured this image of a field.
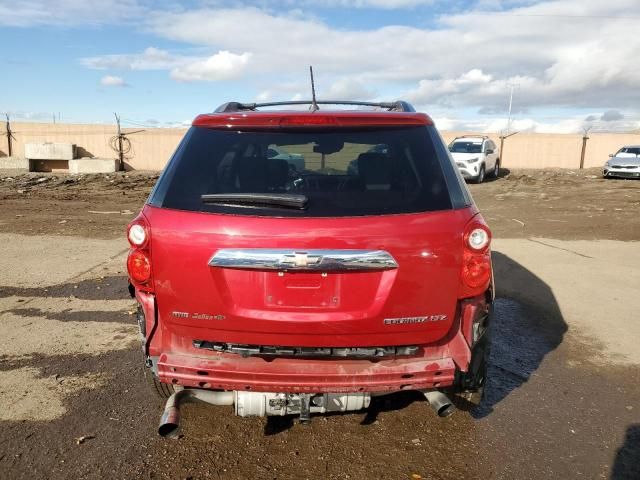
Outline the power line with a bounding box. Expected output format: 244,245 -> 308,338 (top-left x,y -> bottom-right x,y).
121,118 -> 158,128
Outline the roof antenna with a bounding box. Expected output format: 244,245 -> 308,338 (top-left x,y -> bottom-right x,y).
309,66 -> 319,112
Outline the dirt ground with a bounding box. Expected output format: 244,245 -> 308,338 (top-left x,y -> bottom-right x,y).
0,168 -> 639,479
0,167 -> 639,241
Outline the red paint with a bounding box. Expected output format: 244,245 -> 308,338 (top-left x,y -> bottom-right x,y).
127,108 -> 494,397
142,205 -> 489,351
156,349 -> 458,393
192,111 -> 433,129
132,205 -> 492,390
126,213 -> 154,293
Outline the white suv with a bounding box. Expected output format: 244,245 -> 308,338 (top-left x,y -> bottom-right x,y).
448,136 -> 500,183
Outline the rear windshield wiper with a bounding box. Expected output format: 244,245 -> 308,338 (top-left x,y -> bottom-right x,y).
201,193 -> 308,209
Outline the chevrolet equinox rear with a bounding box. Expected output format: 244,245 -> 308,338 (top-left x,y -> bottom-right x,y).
126,100 -> 494,438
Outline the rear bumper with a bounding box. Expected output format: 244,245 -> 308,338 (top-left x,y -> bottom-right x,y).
156,349 -> 458,394
141,289 -> 491,394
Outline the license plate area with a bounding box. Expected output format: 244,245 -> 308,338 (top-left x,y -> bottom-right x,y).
265,272 -> 341,308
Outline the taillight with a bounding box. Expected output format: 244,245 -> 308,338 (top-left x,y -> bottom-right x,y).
128,224 -> 147,247
127,250 -> 151,283
127,221 -> 148,248
467,228 -> 490,251
127,213 -> 153,292
462,251 -> 491,288
460,221 -> 492,297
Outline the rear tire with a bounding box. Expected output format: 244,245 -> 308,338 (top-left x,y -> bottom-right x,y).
490,159 -> 500,178
452,332 -> 490,410
144,367 -> 175,399
451,388 -> 484,410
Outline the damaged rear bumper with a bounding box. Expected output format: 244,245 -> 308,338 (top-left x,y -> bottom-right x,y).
156,349 -> 458,393
140,290 -> 491,394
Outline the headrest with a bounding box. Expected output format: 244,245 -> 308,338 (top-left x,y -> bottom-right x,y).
357,152 -> 393,190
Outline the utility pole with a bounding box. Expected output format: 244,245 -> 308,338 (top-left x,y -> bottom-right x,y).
506,83 -> 519,135
115,113 -> 124,171
111,113 -> 144,172
579,127 -> 591,169
4,114 -> 14,157
499,130 -> 519,167
500,83 -> 520,166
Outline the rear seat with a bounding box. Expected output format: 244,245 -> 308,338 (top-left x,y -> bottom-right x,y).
357,152 -> 393,190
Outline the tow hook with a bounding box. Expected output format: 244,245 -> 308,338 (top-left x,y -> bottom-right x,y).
299,393 -> 311,424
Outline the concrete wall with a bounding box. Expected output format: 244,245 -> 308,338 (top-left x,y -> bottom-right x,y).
1,122 -> 186,171
440,131 -> 640,169
0,121 -> 638,171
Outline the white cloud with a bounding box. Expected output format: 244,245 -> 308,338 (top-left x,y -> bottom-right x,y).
83,48 -> 251,83
0,0 -> 440,28
325,77 -> 376,100
70,0 -> 640,131
0,0 -> 145,26
170,51 -> 252,82
277,0 -> 437,8
100,75 -> 127,87
600,110 -> 624,122
140,2 -> 640,110
431,112 -> 640,134
83,47 -> 181,71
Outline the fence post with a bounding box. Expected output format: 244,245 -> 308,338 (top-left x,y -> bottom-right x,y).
499,131 -> 518,167
5,114 -> 13,157
579,135 -> 589,169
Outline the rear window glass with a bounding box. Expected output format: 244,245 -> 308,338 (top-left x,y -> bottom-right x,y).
150,126 -> 454,217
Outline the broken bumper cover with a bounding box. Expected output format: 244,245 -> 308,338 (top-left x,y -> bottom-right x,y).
156,349 -> 458,394
147,294 -> 489,394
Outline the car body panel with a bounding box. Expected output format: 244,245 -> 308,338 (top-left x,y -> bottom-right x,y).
143,204 -> 479,354
603,156 -> 640,179
128,105 -> 493,399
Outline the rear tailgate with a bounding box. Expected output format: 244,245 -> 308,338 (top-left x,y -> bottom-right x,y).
146,205 -> 475,349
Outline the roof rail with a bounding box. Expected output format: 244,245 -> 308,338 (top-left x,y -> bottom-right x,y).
457,134 -> 490,139
214,100 -> 416,113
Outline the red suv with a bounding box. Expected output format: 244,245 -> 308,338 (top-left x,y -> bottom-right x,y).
126,100 -> 493,438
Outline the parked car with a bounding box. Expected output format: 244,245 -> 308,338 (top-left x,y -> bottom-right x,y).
448,136 -> 500,183
126,100 -> 494,437
603,145 -> 640,179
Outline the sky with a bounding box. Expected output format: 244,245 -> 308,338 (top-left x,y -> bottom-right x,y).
1,0 -> 639,133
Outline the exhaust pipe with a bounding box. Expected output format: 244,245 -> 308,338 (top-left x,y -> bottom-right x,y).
158,389 -> 234,438
158,389 -> 371,436
423,390 -> 455,417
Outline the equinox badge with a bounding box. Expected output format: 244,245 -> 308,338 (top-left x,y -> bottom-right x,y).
383,315 -> 447,325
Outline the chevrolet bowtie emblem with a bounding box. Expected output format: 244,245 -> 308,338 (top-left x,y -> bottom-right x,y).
281,252 -> 321,267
